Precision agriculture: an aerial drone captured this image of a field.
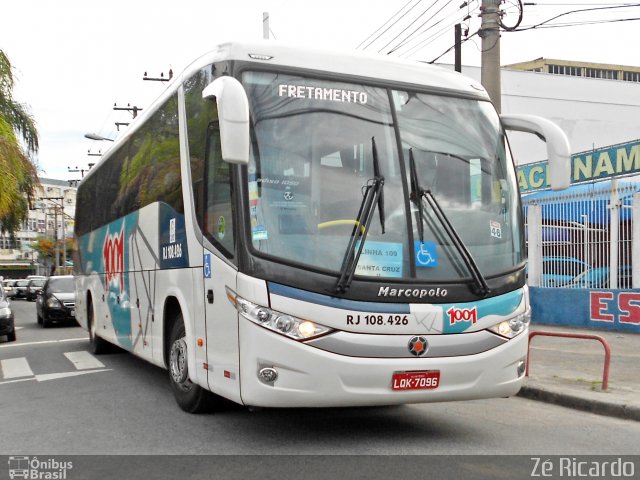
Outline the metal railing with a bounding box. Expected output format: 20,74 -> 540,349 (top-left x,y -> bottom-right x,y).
523,182 -> 639,289
526,330 -> 611,390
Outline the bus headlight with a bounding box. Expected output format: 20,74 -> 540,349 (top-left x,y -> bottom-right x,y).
234,294 -> 333,341
488,308 -> 531,339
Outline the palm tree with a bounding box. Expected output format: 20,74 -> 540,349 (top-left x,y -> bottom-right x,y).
0,49 -> 39,236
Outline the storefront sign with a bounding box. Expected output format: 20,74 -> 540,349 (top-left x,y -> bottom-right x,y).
517,139 -> 640,193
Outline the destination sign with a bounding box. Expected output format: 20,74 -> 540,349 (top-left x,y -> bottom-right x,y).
278,84 -> 368,104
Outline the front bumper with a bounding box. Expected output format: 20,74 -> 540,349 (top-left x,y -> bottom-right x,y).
0,315 -> 15,335
43,305 -> 76,322
238,320 -> 528,408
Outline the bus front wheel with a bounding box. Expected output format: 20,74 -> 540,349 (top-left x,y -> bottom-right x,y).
168,316 -> 212,413
88,298 -> 109,354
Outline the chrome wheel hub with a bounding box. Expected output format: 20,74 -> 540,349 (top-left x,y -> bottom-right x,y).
169,338 -> 189,385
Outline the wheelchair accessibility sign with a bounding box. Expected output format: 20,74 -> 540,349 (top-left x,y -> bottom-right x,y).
414,241 -> 437,268
203,253 -> 212,278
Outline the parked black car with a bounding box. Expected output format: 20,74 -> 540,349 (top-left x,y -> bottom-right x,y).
36,276 -> 76,328
14,279 -> 30,299
26,278 -> 46,301
0,283 -> 16,342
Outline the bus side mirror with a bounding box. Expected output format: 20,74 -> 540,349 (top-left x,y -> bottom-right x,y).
501,114 -> 571,191
202,76 -> 250,165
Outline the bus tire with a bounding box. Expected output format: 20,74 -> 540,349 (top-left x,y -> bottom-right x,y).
88,297 -> 109,354
168,316 -> 212,413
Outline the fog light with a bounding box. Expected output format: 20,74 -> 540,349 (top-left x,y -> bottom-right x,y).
509,318 -> 524,333
517,359 -> 526,377
259,367 -> 278,384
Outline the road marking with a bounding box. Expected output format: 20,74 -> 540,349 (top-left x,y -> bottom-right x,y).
0,337 -> 89,349
36,369 -> 111,382
0,368 -> 112,385
0,357 -> 35,379
64,351 -> 105,370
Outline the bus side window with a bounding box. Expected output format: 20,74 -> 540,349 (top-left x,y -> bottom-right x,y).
203,120 -> 235,258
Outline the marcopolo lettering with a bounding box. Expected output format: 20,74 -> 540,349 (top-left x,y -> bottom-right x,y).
377,286 -> 448,298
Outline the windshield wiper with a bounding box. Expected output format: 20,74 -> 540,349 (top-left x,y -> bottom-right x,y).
409,149 -> 490,297
335,137 -> 385,294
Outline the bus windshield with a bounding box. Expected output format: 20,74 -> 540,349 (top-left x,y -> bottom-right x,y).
242,71 -> 523,283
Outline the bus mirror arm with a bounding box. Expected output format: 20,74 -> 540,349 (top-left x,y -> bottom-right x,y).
501,114 -> 571,191
202,77 -> 250,165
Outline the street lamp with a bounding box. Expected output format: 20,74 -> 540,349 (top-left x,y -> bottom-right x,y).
84,133 -> 114,142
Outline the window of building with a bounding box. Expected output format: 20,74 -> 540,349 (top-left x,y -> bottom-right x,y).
585,68 -> 617,80
548,64 -> 581,76
623,71 -> 640,82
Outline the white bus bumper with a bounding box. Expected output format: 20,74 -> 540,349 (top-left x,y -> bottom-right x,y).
238,321 -> 528,408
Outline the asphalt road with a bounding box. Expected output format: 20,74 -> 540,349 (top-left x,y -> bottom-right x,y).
1,299 -> 638,478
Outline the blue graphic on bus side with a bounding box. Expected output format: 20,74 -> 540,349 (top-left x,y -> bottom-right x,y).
441,289 -> 523,333
79,212 -> 139,349
77,204 -> 189,350
159,204 -> 189,269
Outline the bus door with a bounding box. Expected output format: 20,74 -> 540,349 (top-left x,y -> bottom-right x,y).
201,120 -> 242,404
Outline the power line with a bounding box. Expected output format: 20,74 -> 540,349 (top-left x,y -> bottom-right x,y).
383,0 -> 456,54
428,30 -> 479,63
398,4 -> 480,58
389,2 -> 471,56
515,16 -> 640,28
425,2 -> 640,64
511,3 -> 640,31
499,0 -> 524,30
376,0 -> 449,53
357,0 -> 420,50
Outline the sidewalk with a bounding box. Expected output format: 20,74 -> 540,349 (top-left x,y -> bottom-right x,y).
518,324 -> 640,421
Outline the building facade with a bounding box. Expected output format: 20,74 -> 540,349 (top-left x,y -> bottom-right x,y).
505,58 -> 640,83
448,60 -> 640,167
0,178 -> 76,278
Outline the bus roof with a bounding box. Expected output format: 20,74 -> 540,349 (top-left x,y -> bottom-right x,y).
81,41 -> 490,183
190,40 -> 490,99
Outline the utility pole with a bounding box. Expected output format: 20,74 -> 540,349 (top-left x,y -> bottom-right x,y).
40,196 -> 64,272
143,69 -> 173,82
479,0 -> 501,112
263,12 -> 269,40
113,103 -> 142,119
454,24 -> 462,73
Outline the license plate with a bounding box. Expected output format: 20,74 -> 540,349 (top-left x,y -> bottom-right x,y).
70,310 -> 75,317
391,370 -> 440,391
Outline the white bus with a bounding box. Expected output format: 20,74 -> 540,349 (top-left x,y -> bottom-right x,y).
74,41 -> 570,413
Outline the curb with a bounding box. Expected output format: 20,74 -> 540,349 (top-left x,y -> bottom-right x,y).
518,385 -> 640,422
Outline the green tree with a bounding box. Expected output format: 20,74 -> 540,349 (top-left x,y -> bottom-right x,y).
30,237 -> 55,261
0,50 -> 39,236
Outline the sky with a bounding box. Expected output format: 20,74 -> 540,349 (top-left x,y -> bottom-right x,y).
2,0 -> 638,180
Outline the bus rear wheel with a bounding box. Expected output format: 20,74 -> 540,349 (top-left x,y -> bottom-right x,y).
168,316 -> 213,413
